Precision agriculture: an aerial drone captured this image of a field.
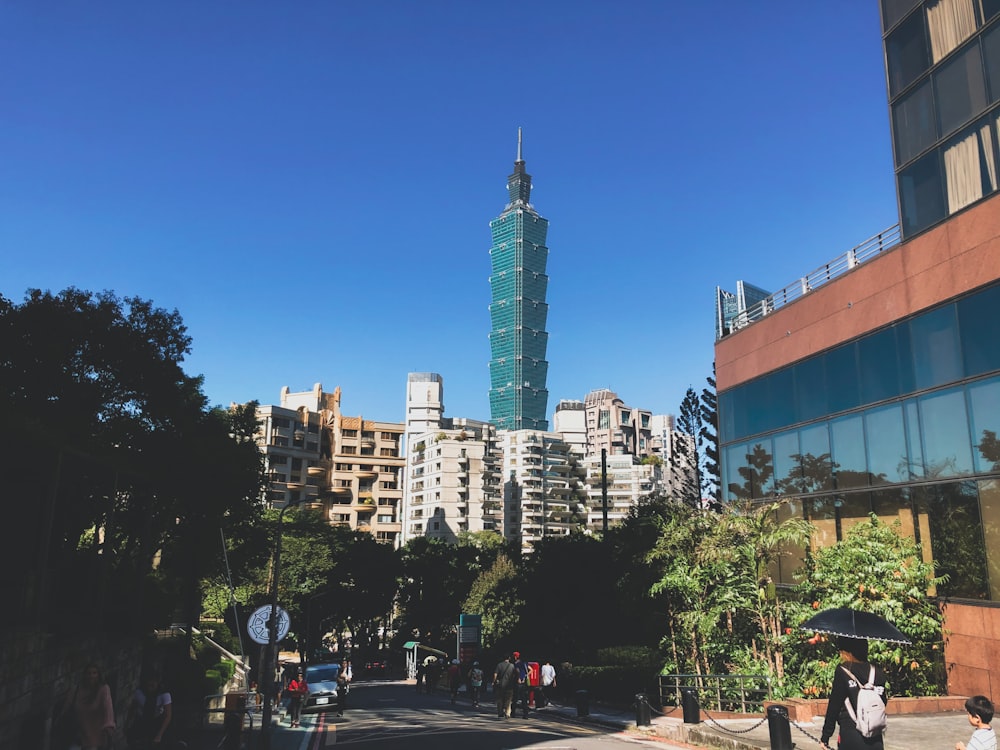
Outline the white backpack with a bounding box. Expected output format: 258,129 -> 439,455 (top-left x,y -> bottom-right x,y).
841,665 -> 887,738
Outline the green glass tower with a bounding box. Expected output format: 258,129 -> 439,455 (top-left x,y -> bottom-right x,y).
488,128 -> 550,430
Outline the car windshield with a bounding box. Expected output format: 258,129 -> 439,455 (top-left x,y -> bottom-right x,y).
306,665 -> 340,682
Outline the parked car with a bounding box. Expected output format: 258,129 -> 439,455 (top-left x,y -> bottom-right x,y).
302,663 -> 341,713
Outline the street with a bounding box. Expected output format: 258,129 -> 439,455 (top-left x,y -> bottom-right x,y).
244,679 -> 688,750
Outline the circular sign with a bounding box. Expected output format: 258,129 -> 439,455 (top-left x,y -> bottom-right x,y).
247,605 -> 291,645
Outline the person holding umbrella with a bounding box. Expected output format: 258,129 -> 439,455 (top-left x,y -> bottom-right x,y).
819,636 -> 888,750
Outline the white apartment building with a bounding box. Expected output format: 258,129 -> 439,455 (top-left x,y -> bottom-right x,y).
404,420 -> 502,543
255,383 -> 405,545
552,399 -> 586,456
580,453 -> 659,532
498,429 -> 587,553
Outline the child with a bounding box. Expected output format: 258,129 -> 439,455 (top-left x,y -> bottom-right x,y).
957,695 -> 996,750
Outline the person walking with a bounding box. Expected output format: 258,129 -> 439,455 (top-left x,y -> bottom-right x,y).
285,669 -> 308,727
448,660 -> 462,705
820,636 -> 887,750
493,654 -> 518,719
513,652 -> 529,718
539,660 -> 557,708
128,671 -> 172,750
336,662 -> 350,718
469,662 -> 484,708
58,662 -> 115,750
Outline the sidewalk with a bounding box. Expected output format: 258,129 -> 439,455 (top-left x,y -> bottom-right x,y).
542,697 -> 972,750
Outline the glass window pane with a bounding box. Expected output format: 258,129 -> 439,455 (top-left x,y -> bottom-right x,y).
831,414 -> 869,489
969,376 -> 1000,473
914,481 -> 989,599
794,357 -> 828,424
910,303 -> 963,390
882,0 -> 922,30
872,486 -> 917,535
719,389 -> 736,444
838,492 -> 875,539
742,376 -> 770,438
919,387 -> 975,476
800,423 -> 834,493
983,22 -> 1000,102
826,343 -> 861,414
724,443 -> 749,502
805,495 -> 839,550
926,0 -> 978,64
766,366 -> 796,433
941,119 -> 998,213
899,148 -> 947,236
866,404 -> 910,484
979,479 -> 1000,601
887,10 -> 931,96
858,326 -> 903,404
959,281 -> 1000,377
983,0 -> 1000,24
771,498 -> 807,584
773,431 -> 801,496
894,78 -> 938,166
935,40 -> 987,136
747,440 -> 776,499
905,399 -> 926,479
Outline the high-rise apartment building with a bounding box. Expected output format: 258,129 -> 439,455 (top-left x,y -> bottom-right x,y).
256,384 -> 405,545
498,430 -> 586,553
715,1 -> 1000,695
580,453 -> 659,531
404,420 -> 502,543
552,399 -> 586,456
715,281 -> 771,339
488,129 -> 551,431
583,389 -> 652,458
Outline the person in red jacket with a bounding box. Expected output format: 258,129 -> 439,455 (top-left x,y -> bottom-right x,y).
286,670 -> 308,728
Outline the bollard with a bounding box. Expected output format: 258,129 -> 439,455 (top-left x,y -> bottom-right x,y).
766,704 -> 793,750
635,693 -> 651,726
575,689 -> 590,717
681,688 -> 700,724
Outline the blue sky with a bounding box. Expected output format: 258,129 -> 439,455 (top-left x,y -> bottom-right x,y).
0,2 -> 898,424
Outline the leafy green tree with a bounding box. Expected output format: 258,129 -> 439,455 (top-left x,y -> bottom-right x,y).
786,515 -> 947,697
462,554 -> 522,652
0,288 -> 264,634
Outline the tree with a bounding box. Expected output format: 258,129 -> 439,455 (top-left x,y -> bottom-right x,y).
671,388 -> 703,507
0,288 -> 264,634
700,368 -> 721,506
462,554 -> 522,652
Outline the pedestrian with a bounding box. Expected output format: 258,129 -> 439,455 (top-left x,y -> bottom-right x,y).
415,661 -> 425,693
469,662 -> 484,708
55,662 -> 115,750
336,662 -> 349,717
128,671 -> 172,750
513,651 -> 529,718
448,659 -> 462,705
820,636 -> 887,750
539,660 -> 557,708
957,695 -> 996,750
493,654 -> 518,719
285,669 -> 308,728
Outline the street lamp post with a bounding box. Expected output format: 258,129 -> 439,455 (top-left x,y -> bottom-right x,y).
260,498 -> 302,749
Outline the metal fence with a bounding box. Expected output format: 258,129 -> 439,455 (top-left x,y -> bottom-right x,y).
659,673 -> 771,714
729,224 -> 902,334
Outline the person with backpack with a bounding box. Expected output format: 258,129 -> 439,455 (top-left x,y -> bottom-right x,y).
820,636 -> 888,750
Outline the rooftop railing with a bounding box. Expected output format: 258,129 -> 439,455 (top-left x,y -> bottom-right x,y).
727,224 -> 901,336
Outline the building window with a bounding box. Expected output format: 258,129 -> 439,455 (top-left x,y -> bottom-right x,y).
935,41 -> 987,138
336,463 -> 353,471
380,432 -> 397,440
598,410 -> 610,429
893,78 -> 937,166
362,431 -> 375,439
343,429 -> 358,437
899,148 -> 946,236
886,9 -> 930,96
377,514 -> 395,523
380,448 -> 397,457
273,417 -> 290,428
342,446 -> 357,454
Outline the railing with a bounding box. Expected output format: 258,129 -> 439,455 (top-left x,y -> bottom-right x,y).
728,224 -> 901,335
659,673 -> 771,714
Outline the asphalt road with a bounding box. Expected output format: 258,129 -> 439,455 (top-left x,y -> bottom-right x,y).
252,679 -> 683,750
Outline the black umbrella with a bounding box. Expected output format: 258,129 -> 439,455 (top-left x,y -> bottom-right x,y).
800,607 -> 911,644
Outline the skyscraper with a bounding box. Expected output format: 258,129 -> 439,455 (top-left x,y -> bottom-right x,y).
488,128 -> 550,430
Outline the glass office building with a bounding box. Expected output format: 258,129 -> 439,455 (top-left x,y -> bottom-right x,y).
715,3 -> 1000,694
885,0 -> 1000,237
488,130 -> 550,431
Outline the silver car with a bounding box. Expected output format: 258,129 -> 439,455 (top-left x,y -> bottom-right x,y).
302,663 -> 341,713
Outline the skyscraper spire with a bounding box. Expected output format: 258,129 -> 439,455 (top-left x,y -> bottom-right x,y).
507,128 -> 532,207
